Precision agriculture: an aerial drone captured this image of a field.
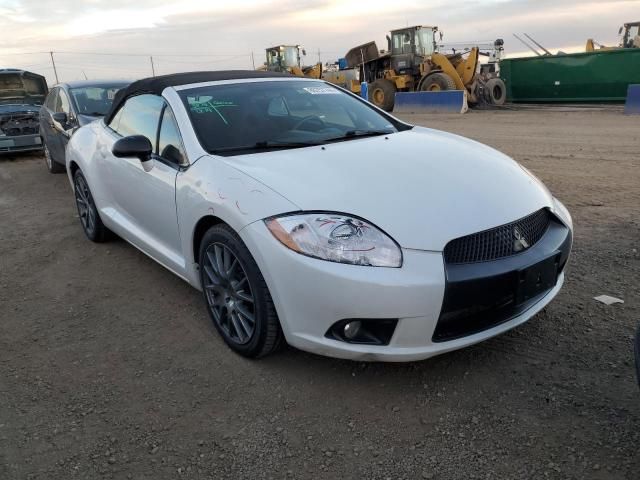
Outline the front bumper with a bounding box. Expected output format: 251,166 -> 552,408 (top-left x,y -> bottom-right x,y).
240,213 -> 571,362
0,134 -> 42,153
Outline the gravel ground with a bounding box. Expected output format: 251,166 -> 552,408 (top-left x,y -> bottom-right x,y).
1,108 -> 638,479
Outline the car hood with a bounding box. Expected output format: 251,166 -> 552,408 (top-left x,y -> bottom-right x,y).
78,114 -> 101,126
222,127 -> 554,251
0,70 -> 47,106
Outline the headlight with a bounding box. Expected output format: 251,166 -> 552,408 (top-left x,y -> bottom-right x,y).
552,197 -> 573,230
265,213 -> 402,267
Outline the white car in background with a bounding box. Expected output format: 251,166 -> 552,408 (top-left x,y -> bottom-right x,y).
65,71 -> 573,361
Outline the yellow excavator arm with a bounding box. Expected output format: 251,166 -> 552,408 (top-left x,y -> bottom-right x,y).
427,48 -> 480,102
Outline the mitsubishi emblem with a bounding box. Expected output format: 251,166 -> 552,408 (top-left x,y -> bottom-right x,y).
513,227 -> 530,252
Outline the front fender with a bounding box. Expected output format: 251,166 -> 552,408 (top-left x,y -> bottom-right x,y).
176,155 -> 299,286
65,122 -> 100,188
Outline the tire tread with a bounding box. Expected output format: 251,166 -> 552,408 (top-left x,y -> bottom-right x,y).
200,224 -> 283,358
73,169 -> 112,243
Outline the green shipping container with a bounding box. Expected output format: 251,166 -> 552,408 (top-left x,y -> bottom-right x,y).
500,48 -> 640,103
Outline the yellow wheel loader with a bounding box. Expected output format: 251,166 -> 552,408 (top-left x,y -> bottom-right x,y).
344,26 -> 506,111
586,21 -> 640,51
264,45 -> 322,79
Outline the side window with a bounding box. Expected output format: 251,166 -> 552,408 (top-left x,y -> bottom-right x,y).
113,94 -> 164,146
45,88 -> 58,110
108,105 -> 124,132
158,107 -> 187,165
392,34 -> 403,54
55,89 -> 71,114
402,33 -> 412,54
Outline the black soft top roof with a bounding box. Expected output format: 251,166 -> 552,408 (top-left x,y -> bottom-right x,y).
104,70 -> 291,124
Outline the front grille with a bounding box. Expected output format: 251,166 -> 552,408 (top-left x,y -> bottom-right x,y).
434,219 -> 572,343
443,209 -> 551,264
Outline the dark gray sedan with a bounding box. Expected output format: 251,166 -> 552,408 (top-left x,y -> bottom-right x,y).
40,80 -> 129,173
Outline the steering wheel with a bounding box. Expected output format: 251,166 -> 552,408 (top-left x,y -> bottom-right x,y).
292,115 -> 326,132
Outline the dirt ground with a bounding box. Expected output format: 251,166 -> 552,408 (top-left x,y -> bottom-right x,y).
1,108 -> 638,480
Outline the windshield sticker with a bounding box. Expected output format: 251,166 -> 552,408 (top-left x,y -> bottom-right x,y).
189,100 -> 238,125
303,86 -> 340,95
189,99 -> 236,112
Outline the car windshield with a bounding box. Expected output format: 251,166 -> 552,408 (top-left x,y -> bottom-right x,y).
70,84 -> 127,116
179,80 -> 406,156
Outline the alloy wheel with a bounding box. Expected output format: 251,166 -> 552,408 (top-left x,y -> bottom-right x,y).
202,243 -> 256,345
74,174 -> 96,235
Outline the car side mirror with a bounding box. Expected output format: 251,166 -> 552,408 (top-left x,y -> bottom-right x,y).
52,112 -> 68,125
112,135 -> 153,165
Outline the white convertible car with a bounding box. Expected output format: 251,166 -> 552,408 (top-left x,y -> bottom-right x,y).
66,71 -> 572,361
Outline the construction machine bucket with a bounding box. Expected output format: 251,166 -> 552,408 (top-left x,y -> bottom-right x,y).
393,91 -> 469,114
345,41 -> 379,67
624,84 -> 640,115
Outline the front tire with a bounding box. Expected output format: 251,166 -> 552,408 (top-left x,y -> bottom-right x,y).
420,72 -> 457,92
44,141 -> 65,174
368,79 -> 397,112
73,169 -> 110,242
199,224 -> 283,358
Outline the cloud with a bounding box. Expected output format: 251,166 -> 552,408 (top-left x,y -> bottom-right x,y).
0,0 -> 637,84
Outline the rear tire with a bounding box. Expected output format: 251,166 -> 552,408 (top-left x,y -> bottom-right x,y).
44,141 -> 65,174
484,78 -> 506,106
199,224 -> 283,358
420,72 -> 457,92
73,169 -> 111,242
368,79 -> 396,112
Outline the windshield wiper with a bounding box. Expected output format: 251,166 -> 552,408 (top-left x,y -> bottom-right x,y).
210,140 -> 320,155
322,129 -> 395,143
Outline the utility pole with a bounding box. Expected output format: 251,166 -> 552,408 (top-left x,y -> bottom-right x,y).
150,55 -> 156,77
49,51 -> 59,83
251,51 -> 255,69
317,48 -> 321,64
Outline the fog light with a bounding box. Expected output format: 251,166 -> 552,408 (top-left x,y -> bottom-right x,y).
343,321 -> 362,340
326,319 -> 398,345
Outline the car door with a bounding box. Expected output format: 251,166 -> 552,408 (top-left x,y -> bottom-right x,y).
52,88 -> 77,161
390,29 -> 415,75
40,87 -> 59,158
96,94 -> 185,274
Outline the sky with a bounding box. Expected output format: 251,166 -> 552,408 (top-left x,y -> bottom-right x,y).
0,0 -> 638,84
